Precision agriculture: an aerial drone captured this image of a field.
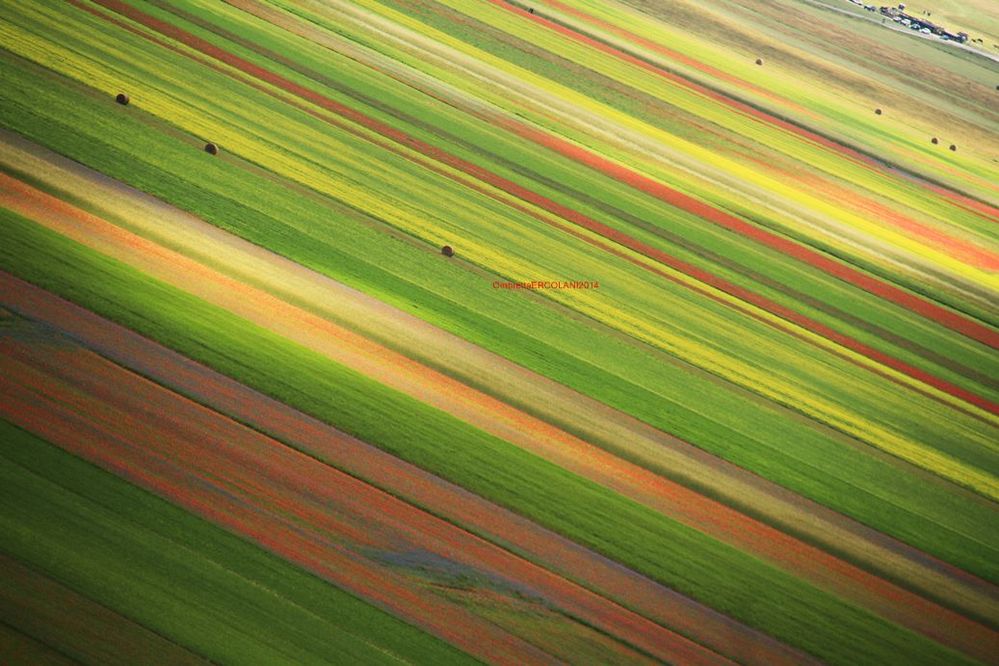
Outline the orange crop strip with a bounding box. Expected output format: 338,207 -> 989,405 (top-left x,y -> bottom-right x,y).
776,169 -> 999,270
925,180 -> 999,222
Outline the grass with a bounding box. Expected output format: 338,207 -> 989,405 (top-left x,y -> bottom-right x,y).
0,623 -> 75,666
0,204 -> 981,666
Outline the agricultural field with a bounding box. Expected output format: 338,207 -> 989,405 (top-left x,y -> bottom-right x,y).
0,0 -> 996,664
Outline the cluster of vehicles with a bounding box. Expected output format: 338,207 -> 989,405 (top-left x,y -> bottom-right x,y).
874,4 -> 970,43
829,1 -> 989,51
897,17 -> 934,35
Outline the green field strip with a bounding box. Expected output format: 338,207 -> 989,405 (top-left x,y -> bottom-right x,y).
1,39 -> 997,583
0,206 -> 988,665
0,553 -> 210,666
0,420 -> 477,666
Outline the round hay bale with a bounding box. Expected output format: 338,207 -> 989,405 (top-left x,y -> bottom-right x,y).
949,144 -> 957,151
755,58 -> 763,66
874,108 -> 882,115
931,137 -> 939,144
115,93 -> 130,106
204,142 -> 219,156
441,245 -> 454,257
